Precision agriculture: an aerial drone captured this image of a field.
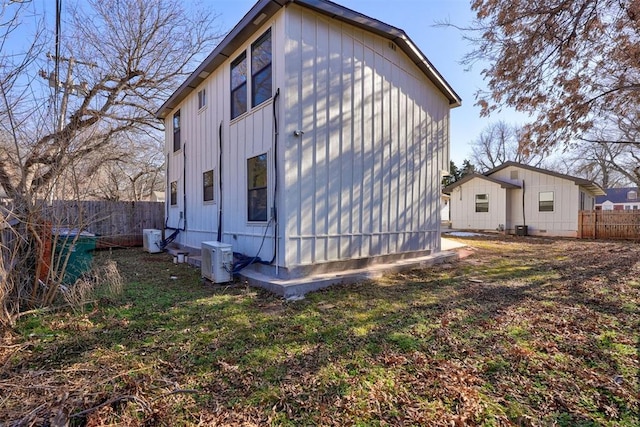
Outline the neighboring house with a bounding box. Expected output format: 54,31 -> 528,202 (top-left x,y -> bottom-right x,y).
595,187 -> 640,211
443,162 -> 605,237
156,0 -> 460,278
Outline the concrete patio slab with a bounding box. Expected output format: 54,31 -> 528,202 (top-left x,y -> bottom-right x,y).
238,250 -> 460,299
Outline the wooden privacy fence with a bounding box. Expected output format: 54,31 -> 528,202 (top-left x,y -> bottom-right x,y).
578,210 -> 640,240
43,201 -> 165,248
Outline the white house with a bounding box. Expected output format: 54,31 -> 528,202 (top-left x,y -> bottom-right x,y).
595,187 -> 640,211
443,162 -> 605,237
156,0 -> 461,279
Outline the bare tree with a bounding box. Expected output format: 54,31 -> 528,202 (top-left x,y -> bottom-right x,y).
465,0 -> 640,154
470,121 -> 545,172
0,0 -> 221,326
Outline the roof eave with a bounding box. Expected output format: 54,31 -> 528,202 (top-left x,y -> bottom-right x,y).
156,0 -> 461,119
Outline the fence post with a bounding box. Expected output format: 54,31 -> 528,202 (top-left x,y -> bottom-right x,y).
578,211 -> 583,239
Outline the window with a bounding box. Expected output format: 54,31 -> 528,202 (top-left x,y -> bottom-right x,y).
247,154 -> 268,222
172,110 -> 181,152
628,190 -> 637,200
231,52 -> 247,119
198,89 -> 206,110
170,181 -> 178,206
510,170 -> 518,180
251,29 -> 272,107
203,170 -> 214,202
475,194 -> 488,212
539,191 -> 554,212
624,205 -> 631,211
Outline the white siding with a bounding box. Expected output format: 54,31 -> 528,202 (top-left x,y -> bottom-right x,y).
449,180 -> 507,231
164,15 -> 282,253
491,166 -> 580,237
283,5 -> 450,267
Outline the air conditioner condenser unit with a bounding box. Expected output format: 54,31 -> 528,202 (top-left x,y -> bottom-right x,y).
201,241 -> 233,283
143,229 -> 162,253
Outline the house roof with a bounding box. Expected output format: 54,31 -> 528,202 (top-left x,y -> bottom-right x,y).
155,0 -> 462,119
595,187 -> 640,204
442,173 -> 521,194
485,161 -> 606,196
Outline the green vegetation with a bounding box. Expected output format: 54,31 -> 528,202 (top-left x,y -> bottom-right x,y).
1,236 -> 638,426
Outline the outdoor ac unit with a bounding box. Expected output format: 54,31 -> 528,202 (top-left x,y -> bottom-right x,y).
201,241 -> 233,283
143,229 -> 162,253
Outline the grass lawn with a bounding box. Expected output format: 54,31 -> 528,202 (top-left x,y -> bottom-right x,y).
1,235 -> 638,426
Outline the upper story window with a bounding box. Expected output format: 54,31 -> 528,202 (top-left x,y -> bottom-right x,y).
475,194 -> 488,213
231,52 -> 247,119
251,29 -> 272,107
198,89 -> 206,110
230,29 -> 272,120
539,191 -> 554,212
628,190 -> 637,200
510,170 -> 518,180
172,110 -> 181,152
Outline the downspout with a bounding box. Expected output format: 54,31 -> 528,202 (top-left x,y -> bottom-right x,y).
182,143 -> 187,231
271,88 -> 280,275
522,179 -> 526,229
164,153 -> 170,229
217,122 -> 223,242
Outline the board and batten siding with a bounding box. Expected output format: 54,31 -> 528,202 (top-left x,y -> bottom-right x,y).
449,181 -> 507,231
491,167 -> 581,236
165,60 -> 226,249
164,16 -> 284,253
282,5 -> 450,267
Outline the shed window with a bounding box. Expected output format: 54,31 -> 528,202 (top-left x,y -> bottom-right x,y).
251,29 -> 272,107
628,190 -> 637,200
475,194 -> 488,213
203,170 -> 214,202
172,110 -> 181,152
170,181 -> 178,206
510,170 -> 518,180
539,191 -> 554,212
247,154 -> 268,222
198,89 -> 206,110
231,52 -> 247,119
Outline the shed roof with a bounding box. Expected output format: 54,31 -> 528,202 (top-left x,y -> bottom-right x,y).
156,0 -> 461,119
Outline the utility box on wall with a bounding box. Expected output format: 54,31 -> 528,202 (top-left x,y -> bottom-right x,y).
515,225 -> 528,236
201,241 -> 233,283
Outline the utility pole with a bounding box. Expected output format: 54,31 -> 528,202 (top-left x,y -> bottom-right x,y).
38,55 -> 94,202
39,54 -> 93,131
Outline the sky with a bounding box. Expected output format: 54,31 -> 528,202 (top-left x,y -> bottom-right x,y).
6,0 -> 529,166
206,0 -> 530,166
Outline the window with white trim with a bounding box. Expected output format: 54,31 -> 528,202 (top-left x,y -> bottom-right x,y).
172,110 -> 181,152
475,194 -> 488,213
231,52 -> 247,119
170,181 -> 178,206
539,191 -> 554,212
247,154 -> 268,222
198,89 -> 206,110
251,29 -> 272,107
203,170 -> 214,202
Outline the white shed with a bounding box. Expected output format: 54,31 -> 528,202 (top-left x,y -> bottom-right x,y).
444,162 -> 605,237
156,0 -> 461,279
